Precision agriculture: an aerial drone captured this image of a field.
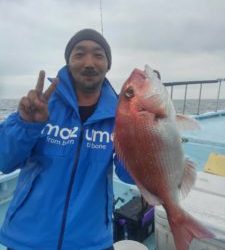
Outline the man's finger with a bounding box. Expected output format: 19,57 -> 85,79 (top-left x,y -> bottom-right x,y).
43,78 -> 58,101
18,97 -> 33,119
35,70 -> 45,93
19,97 -> 31,113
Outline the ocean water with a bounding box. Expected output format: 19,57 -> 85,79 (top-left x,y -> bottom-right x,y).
173,99 -> 225,115
0,99 -> 19,119
1,98 -> 225,119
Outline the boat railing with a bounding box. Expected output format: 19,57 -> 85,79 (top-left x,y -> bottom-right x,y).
163,78 -> 225,115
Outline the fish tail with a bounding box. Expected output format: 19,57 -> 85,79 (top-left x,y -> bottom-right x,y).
166,205 -> 214,250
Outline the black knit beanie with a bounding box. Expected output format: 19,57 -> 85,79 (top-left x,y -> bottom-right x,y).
64,28 -> 111,70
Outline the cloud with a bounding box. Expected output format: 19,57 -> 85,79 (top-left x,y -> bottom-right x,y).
107,48 -> 225,91
104,0 -> 225,52
0,0 -> 225,98
0,0 -> 103,75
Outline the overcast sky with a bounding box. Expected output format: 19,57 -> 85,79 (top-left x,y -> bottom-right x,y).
0,0 -> 225,98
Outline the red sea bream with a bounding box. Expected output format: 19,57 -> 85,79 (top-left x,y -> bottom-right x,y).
114,65 -> 214,250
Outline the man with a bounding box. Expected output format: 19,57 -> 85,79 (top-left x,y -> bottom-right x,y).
0,29 -> 133,250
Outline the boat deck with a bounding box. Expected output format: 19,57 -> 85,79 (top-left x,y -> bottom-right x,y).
182,111 -> 225,169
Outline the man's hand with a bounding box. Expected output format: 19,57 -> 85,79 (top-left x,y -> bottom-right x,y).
18,70 -> 58,122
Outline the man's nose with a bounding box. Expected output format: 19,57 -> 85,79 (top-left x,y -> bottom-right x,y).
83,54 -> 95,67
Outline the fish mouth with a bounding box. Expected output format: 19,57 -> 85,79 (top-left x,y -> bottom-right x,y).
144,64 -> 161,80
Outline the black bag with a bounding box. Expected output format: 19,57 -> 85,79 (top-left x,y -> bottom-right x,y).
113,196 -> 154,242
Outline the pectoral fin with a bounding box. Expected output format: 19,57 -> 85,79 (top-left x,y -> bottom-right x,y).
137,182 -> 162,206
176,114 -> 201,131
179,158 -> 197,199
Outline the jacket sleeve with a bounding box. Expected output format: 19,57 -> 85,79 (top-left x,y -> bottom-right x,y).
114,154 -> 135,185
0,112 -> 46,174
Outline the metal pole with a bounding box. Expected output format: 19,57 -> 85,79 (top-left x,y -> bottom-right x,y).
183,84 -> 188,114
197,83 -> 203,115
215,79 -> 222,112
99,0 -> 104,35
170,86 -> 174,99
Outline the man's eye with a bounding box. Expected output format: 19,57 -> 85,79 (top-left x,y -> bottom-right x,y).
75,52 -> 84,57
95,53 -> 104,58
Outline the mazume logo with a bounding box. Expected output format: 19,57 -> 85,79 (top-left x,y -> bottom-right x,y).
41,123 -> 79,146
85,129 -> 113,143
85,129 -> 113,150
41,123 -> 113,150
42,123 -> 79,140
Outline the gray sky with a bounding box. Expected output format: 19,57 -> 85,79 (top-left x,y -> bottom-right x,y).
0,0 -> 225,98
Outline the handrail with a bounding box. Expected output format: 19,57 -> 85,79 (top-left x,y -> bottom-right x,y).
163,79 -> 225,86
163,79 -> 225,115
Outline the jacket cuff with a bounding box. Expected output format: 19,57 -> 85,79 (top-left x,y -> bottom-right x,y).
5,112 -> 47,138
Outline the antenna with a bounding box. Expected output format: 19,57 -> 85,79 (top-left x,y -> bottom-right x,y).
99,0 -> 104,35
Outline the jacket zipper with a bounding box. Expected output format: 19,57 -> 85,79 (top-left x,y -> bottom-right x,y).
57,126 -> 84,250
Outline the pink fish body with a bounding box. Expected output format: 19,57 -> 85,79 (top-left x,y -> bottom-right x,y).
114,65 -> 214,250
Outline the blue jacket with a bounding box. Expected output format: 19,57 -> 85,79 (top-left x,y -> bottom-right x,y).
0,66 -> 133,250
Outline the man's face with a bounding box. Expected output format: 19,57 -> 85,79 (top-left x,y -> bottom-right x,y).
68,40 -> 109,94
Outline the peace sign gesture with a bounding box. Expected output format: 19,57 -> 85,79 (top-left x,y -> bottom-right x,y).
18,70 -> 58,122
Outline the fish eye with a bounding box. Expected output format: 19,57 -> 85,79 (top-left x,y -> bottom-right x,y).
124,87 -> 134,99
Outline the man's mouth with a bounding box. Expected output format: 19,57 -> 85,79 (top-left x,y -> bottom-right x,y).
81,70 -> 98,77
